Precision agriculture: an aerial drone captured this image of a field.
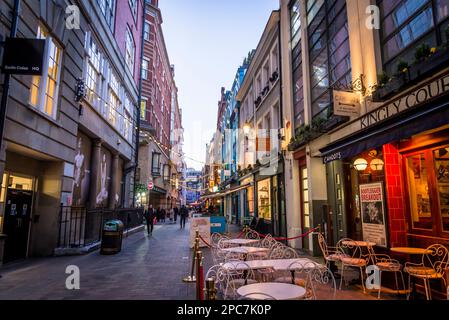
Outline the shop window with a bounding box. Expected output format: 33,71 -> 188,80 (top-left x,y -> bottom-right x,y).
301,167 -> 310,228
247,186 -> 255,217
152,152 -> 161,176
434,147 -> 449,232
406,153 -> 432,230
257,179 -> 271,221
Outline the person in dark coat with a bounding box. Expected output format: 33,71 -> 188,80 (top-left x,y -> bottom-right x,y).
161,208 -> 166,223
180,205 -> 188,229
156,207 -> 161,222
173,206 -> 179,223
145,205 -> 155,235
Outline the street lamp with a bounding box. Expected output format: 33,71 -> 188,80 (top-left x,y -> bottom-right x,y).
370,158 -> 385,171
243,122 -> 251,135
353,158 -> 368,171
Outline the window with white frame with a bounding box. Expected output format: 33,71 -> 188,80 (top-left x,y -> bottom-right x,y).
144,22 -> 151,41
125,27 -> 135,74
108,69 -> 120,126
85,34 -> 103,109
123,94 -> 133,142
29,25 -> 62,119
142,58 -> 149,80
97,0 -> 115,30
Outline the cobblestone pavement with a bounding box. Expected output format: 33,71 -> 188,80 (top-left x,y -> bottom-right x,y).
0,221 -> 401,300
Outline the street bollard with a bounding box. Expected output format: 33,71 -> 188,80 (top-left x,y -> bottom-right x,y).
196,251 -> 204,300
205,278 -> 217,300
182,236 -> 200,283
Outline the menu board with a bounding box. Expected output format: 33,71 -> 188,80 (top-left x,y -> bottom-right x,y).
360,183 -> 387,247
189,216 -> 211,249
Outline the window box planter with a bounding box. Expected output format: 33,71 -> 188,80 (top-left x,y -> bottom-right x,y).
269,71 -> 279,83
408,47 -> 449,83
321,114 -> 349,132
371,76 -> 406,102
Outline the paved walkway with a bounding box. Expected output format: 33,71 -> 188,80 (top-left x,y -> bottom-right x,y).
0,221 -> 401,300
0,222 -> 196,300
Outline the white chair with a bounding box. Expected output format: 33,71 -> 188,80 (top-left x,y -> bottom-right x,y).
371,252 -> 405,299
307,263 -> 337,300
337,238 -> 370,293
318,232 -> 347,268
220,261 -> 258,300
404,244 -> 449,300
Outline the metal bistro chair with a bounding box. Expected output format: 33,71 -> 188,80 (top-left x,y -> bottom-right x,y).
205,264 -> 227,298
245,228 -> 260,241
220,260 -> 258,300
337,238 -> 370,293
404,244 -> 449,300
306,262 -> 337,300
371,251 -> 406,299
318,232 -> 347,269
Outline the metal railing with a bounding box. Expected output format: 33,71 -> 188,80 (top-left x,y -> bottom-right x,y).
57,206 -> 144,248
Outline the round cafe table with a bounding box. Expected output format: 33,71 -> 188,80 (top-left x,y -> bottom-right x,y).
341,240 -> 376,247
390,247 -> 432,255
237,282 -> 306,300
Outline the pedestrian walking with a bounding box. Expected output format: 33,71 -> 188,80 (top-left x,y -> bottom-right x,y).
145,205 -> 155,235
161,208 -> 166,223
156,207 -> 161,222
180,205 -> 188,229
173,206 -> 179,223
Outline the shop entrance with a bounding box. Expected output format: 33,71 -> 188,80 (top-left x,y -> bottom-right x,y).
2,174 -> 34,263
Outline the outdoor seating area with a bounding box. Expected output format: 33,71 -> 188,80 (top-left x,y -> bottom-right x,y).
204,230 -> 336,300
317,233 -> 449,300
201,228 -> 449,300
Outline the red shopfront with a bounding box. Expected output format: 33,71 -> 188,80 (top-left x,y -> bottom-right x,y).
320,70 -> 449,249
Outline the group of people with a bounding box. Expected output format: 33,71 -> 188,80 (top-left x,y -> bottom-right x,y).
144,204 -> 189,235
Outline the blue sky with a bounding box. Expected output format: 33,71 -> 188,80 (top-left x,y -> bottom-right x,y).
159,0 -> 279,170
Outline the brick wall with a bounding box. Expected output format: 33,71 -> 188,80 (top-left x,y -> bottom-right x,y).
383,143 -> 408,247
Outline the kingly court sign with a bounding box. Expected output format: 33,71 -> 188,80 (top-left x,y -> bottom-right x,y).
361,72 -> 449,129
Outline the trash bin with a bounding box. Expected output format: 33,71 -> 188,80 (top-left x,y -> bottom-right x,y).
100,220 -> 124,255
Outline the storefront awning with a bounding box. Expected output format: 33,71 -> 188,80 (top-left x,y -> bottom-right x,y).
320,97 -> 449,163
200,183 -> 252,199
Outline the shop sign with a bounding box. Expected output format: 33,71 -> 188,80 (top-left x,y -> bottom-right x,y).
323,152 -> 342,164
360,182 -> 387,247
361,72 -> 449,129
1,38 -> 45,75
333,91 -> 361,117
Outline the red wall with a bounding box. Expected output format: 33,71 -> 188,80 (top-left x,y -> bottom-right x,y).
114,0 -> 144,86
383,143 -> 408,247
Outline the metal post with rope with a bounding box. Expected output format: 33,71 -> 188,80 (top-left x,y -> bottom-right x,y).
182,230 -> 200,283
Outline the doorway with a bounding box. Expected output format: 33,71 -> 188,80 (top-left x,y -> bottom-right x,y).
2,173 -> 34,263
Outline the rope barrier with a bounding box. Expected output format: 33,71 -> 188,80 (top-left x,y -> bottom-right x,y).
250,226 -> 320,241
198,234 -> 215,248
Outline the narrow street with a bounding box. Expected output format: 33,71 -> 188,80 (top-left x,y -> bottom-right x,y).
0,223 -> 196,300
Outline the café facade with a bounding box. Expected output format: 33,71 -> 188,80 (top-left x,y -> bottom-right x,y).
319,69 -> 449,250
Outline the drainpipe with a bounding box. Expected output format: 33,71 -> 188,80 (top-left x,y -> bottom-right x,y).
133,0 -> 146,208
277,16 -> 288,239
0,0 -> 21,153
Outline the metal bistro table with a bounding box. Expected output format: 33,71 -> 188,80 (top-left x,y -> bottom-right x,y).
221,246 -> 269,261
237,282 -> 306,300
221,238 -> 260,247
390,247 -> 432,300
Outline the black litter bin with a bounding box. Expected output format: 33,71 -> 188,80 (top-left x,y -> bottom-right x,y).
100,220 -> 124,255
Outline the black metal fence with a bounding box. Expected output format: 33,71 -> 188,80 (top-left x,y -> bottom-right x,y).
58,206 -> 144,248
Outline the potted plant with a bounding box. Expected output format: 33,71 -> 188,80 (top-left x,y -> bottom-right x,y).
408,43 -> 449,81
371,72 -> 404,102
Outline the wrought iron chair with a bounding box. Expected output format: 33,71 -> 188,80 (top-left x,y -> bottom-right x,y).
371,252 -> 405,299
211,233 -> 225,246
205,264 -> 227,298
317,232 -> 346,268
245,229 -> 260,240
337,238 -> 370,293
306,263 -> 337,300
220,260 -> 258,300
404,244 -> 449,300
